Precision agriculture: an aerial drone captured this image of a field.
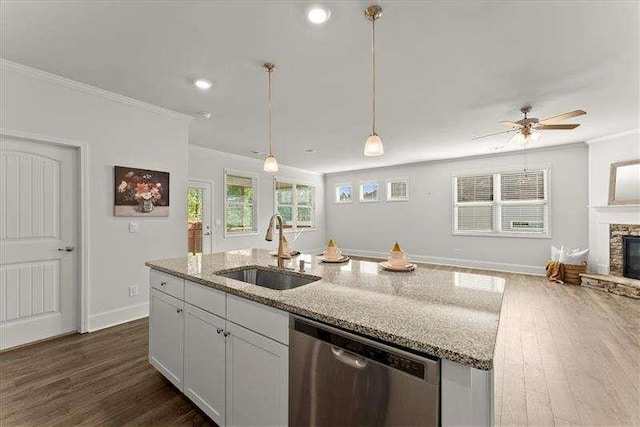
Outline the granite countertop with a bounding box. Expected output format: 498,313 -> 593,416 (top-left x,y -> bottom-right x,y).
145,249 -> 505,370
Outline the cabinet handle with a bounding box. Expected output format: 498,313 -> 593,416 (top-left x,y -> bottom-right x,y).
160,281 -> 167,286
176,308 -> 183,313
223,331 -> 230,337
216,327 -> 223,334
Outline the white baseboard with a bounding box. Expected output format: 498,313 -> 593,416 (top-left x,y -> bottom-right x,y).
88,302 -> 149,332
342,248 -> 545,276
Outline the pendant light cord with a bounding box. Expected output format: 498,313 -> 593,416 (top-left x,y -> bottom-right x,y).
372,17 -> 376,135
268,67 -> 273,156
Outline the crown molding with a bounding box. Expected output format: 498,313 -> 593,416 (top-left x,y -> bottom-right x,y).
189,144 -> 323,176
586,128 -> 639,145
0,58 -> 193,122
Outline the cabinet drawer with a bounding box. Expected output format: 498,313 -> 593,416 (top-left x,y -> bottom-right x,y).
150,269 -> 184,300
227,295 -> 289,345
185,280 -> 226,318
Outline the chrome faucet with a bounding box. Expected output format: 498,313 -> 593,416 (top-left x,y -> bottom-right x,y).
265,213 -> 287,268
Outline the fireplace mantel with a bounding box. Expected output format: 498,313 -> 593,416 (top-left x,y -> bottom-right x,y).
590,205 -> 640,225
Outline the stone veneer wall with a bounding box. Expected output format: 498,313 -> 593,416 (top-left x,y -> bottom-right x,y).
609,224 -> 640,276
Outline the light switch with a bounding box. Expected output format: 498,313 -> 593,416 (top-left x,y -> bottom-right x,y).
129,222 -> 139,233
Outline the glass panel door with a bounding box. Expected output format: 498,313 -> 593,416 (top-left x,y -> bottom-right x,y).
187,180 -> 212,255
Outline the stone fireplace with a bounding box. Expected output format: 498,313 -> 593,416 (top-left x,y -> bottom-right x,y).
581,223 -> 640,298
609,224 -> 640,277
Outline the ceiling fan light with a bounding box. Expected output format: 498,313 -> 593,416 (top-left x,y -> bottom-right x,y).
510,132 -> 526,145
529,130 -> 542,142
364,133 -> 384,157
263,155 -> 279,172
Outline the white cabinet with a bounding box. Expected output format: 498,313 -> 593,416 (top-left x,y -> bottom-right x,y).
149,288 -> 184,390
225,321 -> 288,427
184,304 -> 227,426
149,269 -> 289,427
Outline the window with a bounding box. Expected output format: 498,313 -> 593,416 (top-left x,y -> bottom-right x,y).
453,169 -> 549,237
335,184 -> 353,203
359,182 -> 379,202
386,178 -> 409,202
274,179 -> 316,230
224,170 -> 257,235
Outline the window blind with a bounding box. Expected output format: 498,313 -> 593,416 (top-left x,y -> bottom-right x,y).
456,175 -> 493,202
387,180 -> 408,200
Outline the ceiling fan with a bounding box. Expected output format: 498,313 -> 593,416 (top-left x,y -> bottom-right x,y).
473,105 -> 587,144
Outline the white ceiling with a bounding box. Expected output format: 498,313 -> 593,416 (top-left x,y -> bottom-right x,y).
1,1 -> 638,173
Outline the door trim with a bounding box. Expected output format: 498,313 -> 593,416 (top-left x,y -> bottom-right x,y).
188,178 -> 214,253
1,128 -> 90,333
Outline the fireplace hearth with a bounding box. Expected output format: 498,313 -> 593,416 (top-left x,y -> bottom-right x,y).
580,224 -> 640,299
623,235 -> 640,280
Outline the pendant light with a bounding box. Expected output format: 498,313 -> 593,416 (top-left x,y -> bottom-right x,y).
263,63 -> 279,172
363,5 -> 384,157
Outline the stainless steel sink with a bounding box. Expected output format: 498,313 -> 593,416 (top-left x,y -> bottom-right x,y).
214,266 -> 321,290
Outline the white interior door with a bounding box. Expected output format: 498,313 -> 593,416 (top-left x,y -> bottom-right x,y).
187,180 -> 213,254
0,136 -> 79,350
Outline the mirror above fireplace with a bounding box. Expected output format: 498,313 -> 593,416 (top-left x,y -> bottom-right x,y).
609,159 -> 640,205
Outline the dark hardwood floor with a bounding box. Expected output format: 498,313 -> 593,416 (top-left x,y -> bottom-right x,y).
0,318 -> 215,426
1,263 -> 638,426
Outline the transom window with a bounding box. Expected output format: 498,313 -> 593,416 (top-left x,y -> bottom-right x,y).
274,179 -> 316,230
224,170 -> 257,236
453,169 -> 549,237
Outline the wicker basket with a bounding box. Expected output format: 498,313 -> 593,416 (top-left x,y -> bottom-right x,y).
563,261 -> 587,285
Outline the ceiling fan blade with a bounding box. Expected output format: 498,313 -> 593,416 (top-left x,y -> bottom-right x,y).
538,110 -> 586,125
472,129 -> 518,140
537,124 -> 580,130
499,121 -> 524,128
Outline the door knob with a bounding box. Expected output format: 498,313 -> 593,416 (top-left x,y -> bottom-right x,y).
223,331 -> 230,337
58,246 -> 75,252
204,231 -> 211,236
216,327 -> 223,334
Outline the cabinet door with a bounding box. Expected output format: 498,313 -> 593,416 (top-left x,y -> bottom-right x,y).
225,321 -> 288,427
184,303 -> 226,426
149,288 -> 184,390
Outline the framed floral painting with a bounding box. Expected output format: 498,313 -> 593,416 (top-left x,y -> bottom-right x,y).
114,166 -> 170,217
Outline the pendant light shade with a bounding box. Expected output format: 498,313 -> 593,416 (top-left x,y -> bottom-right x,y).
364,133 -> 384,156
263,155 -> 278,172
263,63 -> 278,172
364,5 -> 384,157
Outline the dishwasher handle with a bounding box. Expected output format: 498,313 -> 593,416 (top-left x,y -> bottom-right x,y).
331,346 -> 368,369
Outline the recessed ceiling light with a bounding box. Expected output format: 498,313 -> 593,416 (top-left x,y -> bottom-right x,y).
304,148 -> 317,153
198,112 -> 212,119
194,78 -> 213,90
307,7 -> 330,24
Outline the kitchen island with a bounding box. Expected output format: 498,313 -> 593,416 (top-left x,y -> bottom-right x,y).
146,249 -> 505,426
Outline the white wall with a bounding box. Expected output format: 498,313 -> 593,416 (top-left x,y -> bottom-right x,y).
0,62 -> 191,331
188,145 -> 326,254
587,130 -> 640,273
325,144 -> 589,274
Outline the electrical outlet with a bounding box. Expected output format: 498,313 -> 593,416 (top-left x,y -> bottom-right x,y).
128,222 -> 139,233
129,285 -> 139,297
454,248 -> 461,256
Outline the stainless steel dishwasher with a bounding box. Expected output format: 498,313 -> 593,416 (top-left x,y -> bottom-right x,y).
289,316 -> 439,426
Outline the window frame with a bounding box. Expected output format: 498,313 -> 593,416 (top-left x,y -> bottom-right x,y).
223,169 -> 258,237
386,177 -> 409,202
358,181 -> 380,203
334,183 -> 354,204
452,167 -> 551,239
273,177 -> 317,232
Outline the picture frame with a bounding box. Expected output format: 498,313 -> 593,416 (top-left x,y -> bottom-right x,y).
114,166 -> 170,217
